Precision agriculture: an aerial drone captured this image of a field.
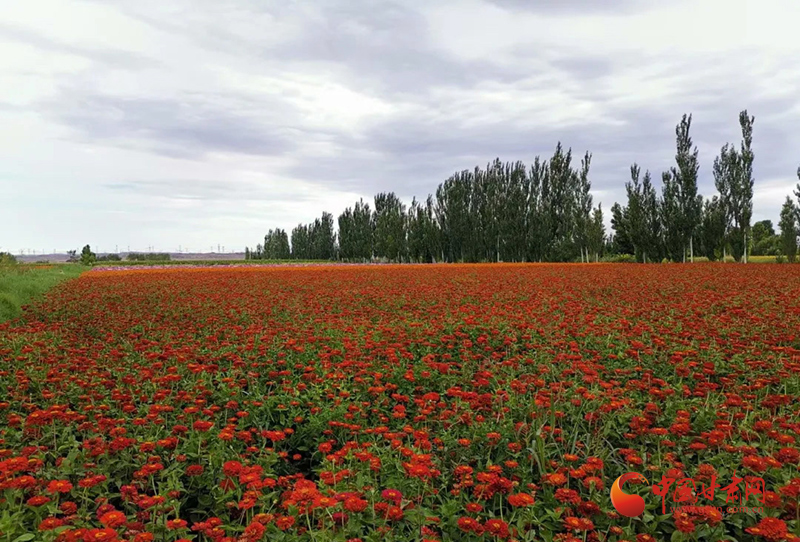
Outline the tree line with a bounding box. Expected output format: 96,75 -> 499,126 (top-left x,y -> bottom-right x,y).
247,110 -> 800,263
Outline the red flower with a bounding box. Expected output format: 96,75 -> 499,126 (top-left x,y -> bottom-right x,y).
185,465 -> 204,477
343,497 -> 368,513
166,519 -> 188,530
457,517 -> 483,534
484,518 -> 510,538
381,488 -> 403,505
99,510 -> 127,528
746,517 -> 788,541
47,480 -> 73,494
508,492 -> 535,507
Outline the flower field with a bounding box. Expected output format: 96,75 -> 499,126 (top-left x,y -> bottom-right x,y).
2,263 -> 800,542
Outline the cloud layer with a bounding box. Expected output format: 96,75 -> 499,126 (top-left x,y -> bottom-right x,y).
2,0 -> 799,253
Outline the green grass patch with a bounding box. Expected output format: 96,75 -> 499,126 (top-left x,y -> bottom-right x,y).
0,264 -> 86,323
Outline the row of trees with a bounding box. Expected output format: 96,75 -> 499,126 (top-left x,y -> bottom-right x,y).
248,146 -> 606,263
247,110 -> 800,263
613,111 -> 800,263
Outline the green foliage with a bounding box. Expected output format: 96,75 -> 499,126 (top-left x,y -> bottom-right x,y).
714,111 -> 755,262
0,264 -> 85,323
289,212 -> 335,260
97,253 -> 122,262
779,197 -> 798,263
624,164 -> 661,263
248,229 -> 291,260
599,253 -> 638,263
337,199 -> 374,261
750,220 -> 779,256
661,170 -> 685,261
671,113 -> 702,260
373,192 -> 407,262
126,252 -> 171,261
253,143 -> 605,264
80,245 -> 96,265
610,202 -> 633,255
795,165 -> 800,226
241,110 -> 791,266
0,252 -> 18,265
406,196 -> 440,263
699,196 -> 727,261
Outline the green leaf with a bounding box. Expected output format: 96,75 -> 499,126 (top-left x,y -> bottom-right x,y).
13,535 -> 36,542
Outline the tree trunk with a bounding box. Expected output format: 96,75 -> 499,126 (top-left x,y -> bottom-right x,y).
690,237 -> 694,263
743,230 -> 748,263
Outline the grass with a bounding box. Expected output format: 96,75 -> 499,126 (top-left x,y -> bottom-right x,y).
693,255 -> 786,263
0,264 -> 86,323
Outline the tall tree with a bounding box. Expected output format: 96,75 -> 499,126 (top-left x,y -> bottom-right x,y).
373,193 -> 407,262
699,196 -> 727,261
641,170 -> 662,263
587,204 -> 605,262
291,224 -> 310,259
610,202 -> 633,256
737,111 -> 755,263
715,110 -> 755,262
337,206 -> 356,261
500,161 -> 529,262
794,166 -> 800,225
779,196 -> 797,263
353,199 -> 374,261
435,172 -> 473,262
751,220 -> 778,256
311,212 -> 336,260
574,152 -> 593,263
526,157 -> 549,262
625,164 -> 646,262
660,171 -> 684,262
671,114 -> 702,262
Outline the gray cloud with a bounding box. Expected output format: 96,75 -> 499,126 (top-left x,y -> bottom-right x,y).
104,179 -> 316,202
3,0 -> 800,252
46,92 -> 300,159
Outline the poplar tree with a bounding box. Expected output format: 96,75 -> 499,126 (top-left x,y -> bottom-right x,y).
779,196 -> 797,263
671,114 -> 701,262
714,110 -> 755,262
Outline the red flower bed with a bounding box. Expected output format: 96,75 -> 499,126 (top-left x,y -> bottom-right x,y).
1,263 -> 800,541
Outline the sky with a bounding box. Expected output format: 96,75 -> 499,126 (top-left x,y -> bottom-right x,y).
2,0 -> 800,254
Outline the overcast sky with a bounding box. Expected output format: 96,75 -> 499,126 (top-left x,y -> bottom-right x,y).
2,0 -> 799,254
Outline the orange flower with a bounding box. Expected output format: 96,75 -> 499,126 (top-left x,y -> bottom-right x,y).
507,493 -> 535,507
99,510 -> 127,528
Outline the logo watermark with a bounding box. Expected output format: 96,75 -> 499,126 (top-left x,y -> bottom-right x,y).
610,472 -> 648,518
610,470 -> 767,517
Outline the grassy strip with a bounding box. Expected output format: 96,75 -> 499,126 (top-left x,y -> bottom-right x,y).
0,264 -> 86,323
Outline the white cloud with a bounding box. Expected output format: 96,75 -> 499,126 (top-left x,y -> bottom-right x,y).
1,0 -> 799,252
